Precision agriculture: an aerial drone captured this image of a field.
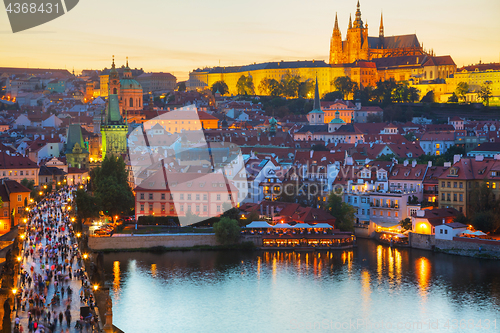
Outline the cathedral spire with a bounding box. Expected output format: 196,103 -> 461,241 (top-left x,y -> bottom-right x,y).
379,12 -> 384,37
111,55 -> 115,69
334,12 -> 339,31
126,56 -> 129,68
348,14 -> 352,29
354,1 -> 363,28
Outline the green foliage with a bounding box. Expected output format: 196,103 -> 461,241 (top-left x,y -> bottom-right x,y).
213,217 -> 241,245
447,92 -> 459,103
322,91 -> 343,101
404,132 -> 416,142
455,82 -> 469,102
222,202 -> 239,220
236,75 -> 255,95
326,193 -> 355,232
298,79 -> 315,98
382,105 -> 414,123
177,82 -> 186,92
137,215 -> 180,226
468,182 -> 500,233
333,76 -> 356,100
280,71 -> 301,98
366,113 -> 382,123
453,214 -> 470,225
91,155 -> 134,218
407,195 -> 419,205
420,90 -> 435,103
75,189 -> 99,220
211,81 -> 229,95
477,84 -> 492,106
399,218 -> 412,231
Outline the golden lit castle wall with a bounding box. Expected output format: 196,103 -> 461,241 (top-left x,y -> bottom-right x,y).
100,75 -> 109,97
190,66 -> 347,97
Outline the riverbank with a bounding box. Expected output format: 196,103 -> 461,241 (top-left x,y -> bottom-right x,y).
96,241 -> 257,253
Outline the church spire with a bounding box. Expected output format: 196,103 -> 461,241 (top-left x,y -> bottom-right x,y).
111,55 -> 115,69
126,56 -> 129,68
313,77 -> 320,111
334,12 -> 339,31
379,12 -> 384,37
348,14 -> 352,29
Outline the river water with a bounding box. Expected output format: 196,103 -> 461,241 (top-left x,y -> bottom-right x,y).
102,239 -> 500,332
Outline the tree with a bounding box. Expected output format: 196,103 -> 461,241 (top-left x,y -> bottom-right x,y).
298,79 -> 314,98
91,155 -> 134,219
468,182 -> 500,233
211,81 -> 228,96
366,113 -> 382,123
177,82 -> 186,92
258,77 -> 281,97
478,84 -> 492,106
326,193 -> 355,232
399,218 -> 412,231
239,210 -> 259,227
213,217 -> 241,245
373,79 -> 397,104
420,90 -> 434,103
447,92 -> 459,103
236,75 -> 255,96
280,71 -> 301,98
333,76 -> 356,100
75,189 -> 99,221
455,82 -> 469,102
322,91 -> 343,101
404,132 -> 416,142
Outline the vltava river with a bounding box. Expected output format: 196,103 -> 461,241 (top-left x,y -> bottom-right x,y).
102,239 -> 500,332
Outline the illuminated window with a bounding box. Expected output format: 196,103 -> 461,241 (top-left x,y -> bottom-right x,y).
436,151 -> 440,156
436,143 -> 440,149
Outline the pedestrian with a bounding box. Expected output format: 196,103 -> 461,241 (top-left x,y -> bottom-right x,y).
59,312 -> 63,326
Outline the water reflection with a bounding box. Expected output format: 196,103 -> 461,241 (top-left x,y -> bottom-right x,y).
103,240 -> 500,333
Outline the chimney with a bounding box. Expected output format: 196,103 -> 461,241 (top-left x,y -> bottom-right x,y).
412,160 -> 417,168
310,150 -> 314,159
403,160 -> 409,166
428,161 -> 432,167
475,155 -> 484,161
416,210 -> 425,217
444,162 -> 451,167
494,154 -> 500,160
41,134 -> 45,140
442,218 -> 445,225
51,133 -> 54,139
453,154 -> 461,164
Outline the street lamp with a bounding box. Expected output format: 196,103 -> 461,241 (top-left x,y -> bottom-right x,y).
93,285 -> 99,291
83,253 -> 88,260
12,288 -> 17,311
76,233 -> 81,238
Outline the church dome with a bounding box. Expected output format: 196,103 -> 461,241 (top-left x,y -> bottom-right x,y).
330,117 -> 345,124
120,78 -> 142,90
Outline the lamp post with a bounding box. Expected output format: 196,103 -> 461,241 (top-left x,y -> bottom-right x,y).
12,288 -> 17,312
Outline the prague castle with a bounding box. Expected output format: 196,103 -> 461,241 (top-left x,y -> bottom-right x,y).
188,1 -> 456,98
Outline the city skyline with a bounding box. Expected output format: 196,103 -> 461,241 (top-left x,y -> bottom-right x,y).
1,0 -> 499,80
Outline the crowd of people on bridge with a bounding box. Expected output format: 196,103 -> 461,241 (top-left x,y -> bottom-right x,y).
12,186 -> 98,333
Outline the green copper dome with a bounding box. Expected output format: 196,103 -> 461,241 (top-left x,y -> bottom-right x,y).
330,117 -> 345,124
120,78 -> 142,90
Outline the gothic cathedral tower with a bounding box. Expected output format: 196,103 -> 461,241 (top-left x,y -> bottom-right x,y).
329,1 -> 369,64
329,13 -> 343,64
101,57 -> 128,159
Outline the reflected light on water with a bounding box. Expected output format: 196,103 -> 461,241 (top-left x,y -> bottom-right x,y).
416,257 -> 431,300
151,264 -> 157,278
394,249 -> 402,283
360,270 -> 371,315
388,248 -> 394,282
113,261 -> 120,296
377,245 -> 383,282
257,256 -> 261,280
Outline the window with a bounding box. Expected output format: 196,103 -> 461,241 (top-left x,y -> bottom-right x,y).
444,229 -> 448,234
459,182 -> 463,189
203,194 -> 207,201
447,182 -> 451,188
361,209 -> 365,215
149,193 -> 153,200
203,205 -> 207,212
217,194 -> 221,201
440,229 -> 443,234
354,197 -> 358,204
441,181 -> 445,188
187,194 -> 192,200
442,193 -> 445,201
196,194 -> 200,201
3,211 -> 7,217
17,207 -> 23,214
196,205 -> 200,212
228,194 -> 232,200
140,193 -> 144,200
17,195 -> 22,202
388,211 -> 391,217
161,204 -> 165,213
130,97 -> 134,107
140,204 -> 144,212
20,171 -> 23,176
395,212 -> 399,218
453,194 -> 457,202
217,205 -> 221,212
180,193 -> 184,200
380,211 -> 383,216
453,182 -> 457,188
447,193 -> 451,201
459,194 -> 463,202
149,204 -> 153,212
436,143 -> 440,149
161,193 -> 165,200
